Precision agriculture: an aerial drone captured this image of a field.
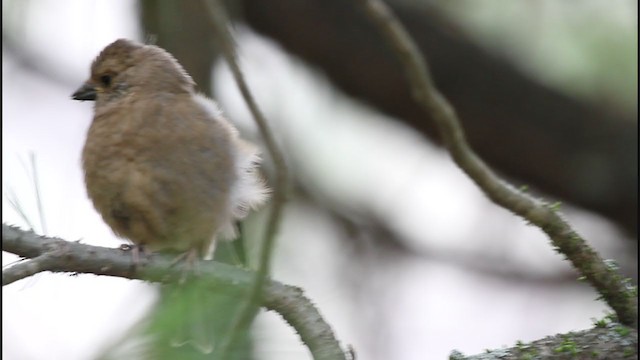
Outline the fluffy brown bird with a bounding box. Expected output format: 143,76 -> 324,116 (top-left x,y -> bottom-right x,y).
72,38 -> 268,259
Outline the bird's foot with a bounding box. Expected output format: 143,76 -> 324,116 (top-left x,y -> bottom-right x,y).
169,248 -> 201,284
119,243 -> 148,272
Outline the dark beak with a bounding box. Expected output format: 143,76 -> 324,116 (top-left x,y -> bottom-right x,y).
71,83 -> 97,101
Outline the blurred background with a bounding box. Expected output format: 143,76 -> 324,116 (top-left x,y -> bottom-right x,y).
2,0 -> 637,359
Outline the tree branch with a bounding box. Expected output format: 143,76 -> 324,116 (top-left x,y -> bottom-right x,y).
354,0 -> 637,328
2,224 -> 348,360
450,323 -> 637,360
240,0 -> 637,235
3,253 -> 57,286
203,0 -> 291,356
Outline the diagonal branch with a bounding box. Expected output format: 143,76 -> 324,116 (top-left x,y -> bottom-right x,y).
354,0 -> 637,328
2,224 -> 348,360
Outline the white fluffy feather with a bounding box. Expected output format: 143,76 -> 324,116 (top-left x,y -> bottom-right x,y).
193,94 -> 270,259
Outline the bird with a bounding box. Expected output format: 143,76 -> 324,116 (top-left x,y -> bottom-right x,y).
72,38 -> 269,261
72,38 -> 270,355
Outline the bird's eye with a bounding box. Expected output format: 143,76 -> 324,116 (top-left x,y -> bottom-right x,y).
100,75 -> 112,87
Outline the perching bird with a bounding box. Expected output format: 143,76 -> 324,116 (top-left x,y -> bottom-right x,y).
72,38 -> 269,260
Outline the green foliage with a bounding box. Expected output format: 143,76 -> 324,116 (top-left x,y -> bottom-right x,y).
144,228 -> 258,360
145,278 -> 257,360
554,335 -> 579,355
614,325 -> 631,337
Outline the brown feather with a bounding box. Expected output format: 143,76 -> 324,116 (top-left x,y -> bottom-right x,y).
77,38 -> 268,257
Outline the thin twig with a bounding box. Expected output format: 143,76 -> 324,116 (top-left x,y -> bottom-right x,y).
203,0 -> 291,355
2,224 -> 347,360
5,187 -> 36,231
2,253 -> 56,286
354,0 -> 637,328
30,152 -> 47,234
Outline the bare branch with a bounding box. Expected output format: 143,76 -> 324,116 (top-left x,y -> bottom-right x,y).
354,0 -> 637,328
2,253 -> 57,286
2,224 -> 348,360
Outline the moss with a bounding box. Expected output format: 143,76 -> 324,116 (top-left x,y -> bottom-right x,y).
512,339 -> 540,360
623,347 -> 635,357
592,317 -> 608,328
603,259 -> 620,271
554,335 -> 579,355
621,279 -> 637,298
614,325 -> 631,337
548,201 -> 562,212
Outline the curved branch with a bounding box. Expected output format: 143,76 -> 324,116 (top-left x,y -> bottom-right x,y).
2,224 -> 348,360
203,0 -> 291,356
240,0 -> 637,235
354,0 -> 637,328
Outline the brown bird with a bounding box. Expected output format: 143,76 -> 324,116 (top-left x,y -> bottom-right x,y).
72,38 -> 269,260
